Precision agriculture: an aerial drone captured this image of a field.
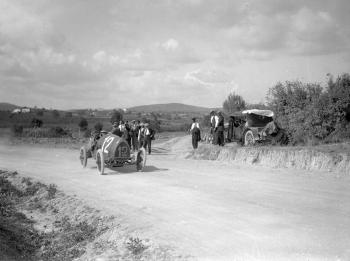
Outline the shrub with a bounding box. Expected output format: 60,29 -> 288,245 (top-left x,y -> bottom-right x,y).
31,118 -> 43,128
78,118 -> 88,131
11,124 -> 23,136
126,237 -> 148,255
47,184 -> 57,199
267,75 -> 350,144
48,126 -> 69,137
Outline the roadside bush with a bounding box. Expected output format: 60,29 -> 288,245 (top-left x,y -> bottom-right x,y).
126,237 -> 148,255
267,74 -> 350,144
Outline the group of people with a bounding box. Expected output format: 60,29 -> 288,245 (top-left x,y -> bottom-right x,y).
210,110 -> 225,146
189,110 -> 225,149
111,120 -> 155,154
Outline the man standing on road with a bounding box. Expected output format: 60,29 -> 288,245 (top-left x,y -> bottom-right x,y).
143,123 -> 152,154
138,122 -> 145,149
130,120 -> 138,151
190,118 -> 201,149
210,110 -> 216,144
215,111 -> 225,146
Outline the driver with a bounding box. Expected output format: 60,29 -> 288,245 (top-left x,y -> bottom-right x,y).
87,129 -> 108,152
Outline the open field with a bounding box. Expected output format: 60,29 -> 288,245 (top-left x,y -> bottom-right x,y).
0,135 -> 350,260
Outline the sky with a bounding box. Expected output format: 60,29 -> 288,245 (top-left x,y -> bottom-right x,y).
0,0 -> 350,109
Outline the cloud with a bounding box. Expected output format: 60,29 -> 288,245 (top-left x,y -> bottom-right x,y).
286,8 -> 349,55
220,5 -> 350,59
161,38 -> 179,51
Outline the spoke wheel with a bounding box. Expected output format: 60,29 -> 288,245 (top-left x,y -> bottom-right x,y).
96,149 -> 105,175
79,146 -> 87,168
244,130 -> 255,146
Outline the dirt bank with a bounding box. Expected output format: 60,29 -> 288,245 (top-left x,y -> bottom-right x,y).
172,136 -> 350,175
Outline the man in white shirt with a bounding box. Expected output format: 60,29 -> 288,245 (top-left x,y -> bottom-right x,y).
142,123 -> 152,154
190,118 -> 201,149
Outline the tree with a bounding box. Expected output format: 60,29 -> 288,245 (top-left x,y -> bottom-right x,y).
223,92 -> 246,114
78,117 -> 88,131
110,110 -> 123,124
31,118 -> 43,128
94,122 -> 103,132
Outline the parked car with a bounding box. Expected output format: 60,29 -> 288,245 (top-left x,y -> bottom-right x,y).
226,109 -> 289,146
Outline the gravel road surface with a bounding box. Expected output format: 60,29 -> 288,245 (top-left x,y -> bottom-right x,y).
0,138 -> 349,260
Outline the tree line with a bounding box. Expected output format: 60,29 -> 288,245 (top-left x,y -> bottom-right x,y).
222,73 -> 350,145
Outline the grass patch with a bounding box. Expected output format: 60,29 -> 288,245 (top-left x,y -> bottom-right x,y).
126,237 -> 148,256
41,216 -> 98,261
0,176 -> 43,260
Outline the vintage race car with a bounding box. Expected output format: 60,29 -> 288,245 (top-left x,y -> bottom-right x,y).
79,132 -> 146,175
227,109 -> 289,146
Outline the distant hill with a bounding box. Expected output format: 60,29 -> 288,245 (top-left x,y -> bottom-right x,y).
129,103 -> 211,113
0,103 -> 19,111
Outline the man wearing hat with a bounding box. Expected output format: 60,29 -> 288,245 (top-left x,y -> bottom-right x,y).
142,123 -> 152,154
190,117 -> 201,149
111,121 -> 122,137
215,111 -> 225,146
210,110 -> 217,144
130,120 -> 138,151
138,122 -> 145,148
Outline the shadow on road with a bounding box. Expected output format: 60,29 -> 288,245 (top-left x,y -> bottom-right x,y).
88,165 -> 168,175
150,147 -> 172,155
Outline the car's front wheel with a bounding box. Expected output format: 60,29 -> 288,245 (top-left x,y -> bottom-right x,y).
79,146 -> 87,168
244,130 -> 255,146
96,149 -> 105,175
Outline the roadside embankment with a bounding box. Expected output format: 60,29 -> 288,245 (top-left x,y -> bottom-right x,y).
0,170 -> 183,261
173,136 -> 350,175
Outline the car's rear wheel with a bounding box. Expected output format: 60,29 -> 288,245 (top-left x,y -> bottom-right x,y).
79,146 -> 87,168
244,130 -> 255,146
96,149 -> 105,175
136,147 -> 147,172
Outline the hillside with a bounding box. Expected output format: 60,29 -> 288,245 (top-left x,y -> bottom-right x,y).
0,103 -> 19,111
129,103 -> 210,113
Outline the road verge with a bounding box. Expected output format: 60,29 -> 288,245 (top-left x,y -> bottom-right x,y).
185,142 -> 350,175
0,170 -> 183,261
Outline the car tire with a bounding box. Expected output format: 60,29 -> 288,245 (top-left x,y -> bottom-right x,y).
244,130 -> 255,146
96,149 -> 105,175
136,147 -> 147,172
79,146 -> 87,168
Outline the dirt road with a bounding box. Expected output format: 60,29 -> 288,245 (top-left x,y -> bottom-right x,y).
1,137 -> 350,260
